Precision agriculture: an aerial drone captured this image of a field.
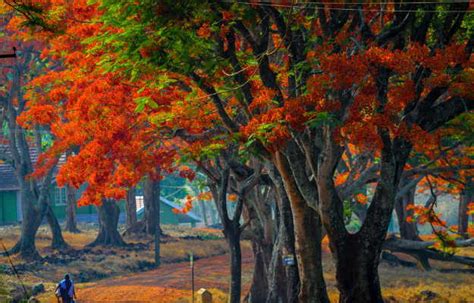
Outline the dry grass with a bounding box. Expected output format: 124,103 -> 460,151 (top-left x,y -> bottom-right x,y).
36,244 -> 474,303
1,225 -> 473,302
0,223 -> 230,302
162,226 -> 224,240
321,246 -> 474,302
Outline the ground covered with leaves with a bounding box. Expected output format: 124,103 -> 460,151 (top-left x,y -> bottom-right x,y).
0,224 -> 231,302
1,225 -> 473,302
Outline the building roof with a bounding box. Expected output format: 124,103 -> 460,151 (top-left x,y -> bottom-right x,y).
0,162 -> 19,191
0,144 -> 65,191
161,197 -> 202,222
0,143 -> 31,191
136,196 -> 202,223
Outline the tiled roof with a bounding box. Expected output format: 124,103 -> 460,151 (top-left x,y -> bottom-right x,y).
0,144 -> 65,191
0,163 -> 19,191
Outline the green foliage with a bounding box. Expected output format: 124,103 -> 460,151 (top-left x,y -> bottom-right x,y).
305,112 -> 339,129
198,143 -> 226,161
134,96 -> 157,112
444,113 -> 474,146
92,0 -> 220,82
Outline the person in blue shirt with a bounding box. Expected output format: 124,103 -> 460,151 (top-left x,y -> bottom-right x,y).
55,274 -> 76,303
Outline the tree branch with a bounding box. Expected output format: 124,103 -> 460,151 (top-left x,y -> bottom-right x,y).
417,96 -> 473,132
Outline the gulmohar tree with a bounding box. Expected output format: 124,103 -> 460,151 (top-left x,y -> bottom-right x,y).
4,1 -> 474,303
91,2 -> 472,302
0,11 -> 69,260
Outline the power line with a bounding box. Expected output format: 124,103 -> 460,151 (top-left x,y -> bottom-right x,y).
225,1 -> 474,13
226,0 -> 472,5
257,0 -> 472,4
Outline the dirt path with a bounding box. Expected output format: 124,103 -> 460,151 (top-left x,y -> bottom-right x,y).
75,250 -> 254,303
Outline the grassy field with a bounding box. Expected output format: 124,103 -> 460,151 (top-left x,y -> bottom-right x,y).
0,224 -> 232,302
1,225 -> 473,302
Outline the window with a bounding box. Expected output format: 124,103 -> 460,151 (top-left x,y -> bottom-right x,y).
136,195 -> 144,210
54,187 -> 67,206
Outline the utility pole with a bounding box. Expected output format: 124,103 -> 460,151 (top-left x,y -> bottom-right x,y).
154,167 -> 161,267
190,252 -> 195,303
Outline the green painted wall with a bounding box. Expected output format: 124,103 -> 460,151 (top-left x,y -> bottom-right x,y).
0,191 -> 17,224
161,203 -> 180,225
1,186 -> 198,226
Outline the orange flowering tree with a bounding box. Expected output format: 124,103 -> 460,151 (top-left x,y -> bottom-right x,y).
6,1 -> 474,302
0,3 -> 72,259
86,3 -> 473,302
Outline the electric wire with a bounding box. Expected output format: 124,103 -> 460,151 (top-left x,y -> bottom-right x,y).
223,0 -> 474,13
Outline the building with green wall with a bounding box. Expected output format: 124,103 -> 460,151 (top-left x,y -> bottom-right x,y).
0,162 -> 201,226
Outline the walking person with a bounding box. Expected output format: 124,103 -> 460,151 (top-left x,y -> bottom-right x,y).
55,274 -> 76,303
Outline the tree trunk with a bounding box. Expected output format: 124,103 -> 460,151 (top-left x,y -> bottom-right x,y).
226,228 -> 242,303
8,182 -> 56,259
243,188 -> 274,303
294,204 -> 328,303
275,152 -> 329,303
247,239 -> 269,303
395,186 -> 420,241
266,168 -> 299,303
10,204 -> 42,260
154,179 -> 161,267
144,177 -> 159,235
199,200 -> 209,226
126,187 -> 138,230
334,235 -> 384,303
209,168 -> 248,303
65,185 -> 80,233
459,182 -> 472,238
317,134 -> 411,303
88,199 -> 125,247
244,205 -> 273,303
45,204 -> 69,250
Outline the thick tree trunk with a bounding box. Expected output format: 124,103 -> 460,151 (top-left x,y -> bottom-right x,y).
316,130 -> 412,303
395,186 -> 420,241
10,205 -> 42,260
88,199 -> 126,247
459,183 -> 472,238
9,185 -> 49,260
275,152 -> 329,303
13,221 -> 41,260
126,187 -> 138,230
266,168 -> 299,303
45,204 -> 69,250
247,239 -> 269,303
245,209 -> 273,303
294,205 -> 328,303
243,188 -> 274,303
65,185 -> 80,233
266,234 -> 290,303
334,235 -> 384,303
